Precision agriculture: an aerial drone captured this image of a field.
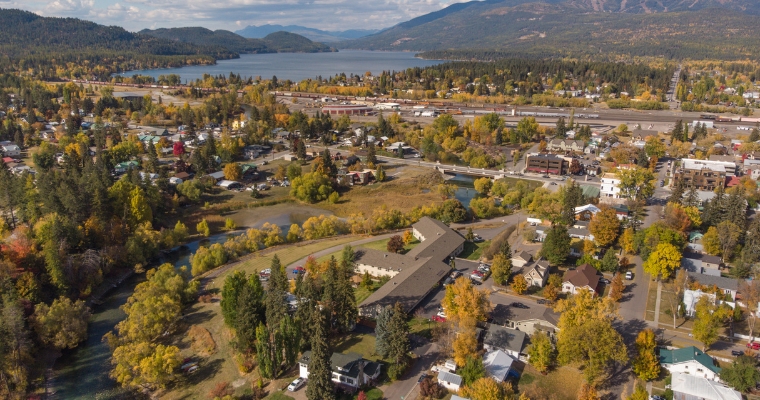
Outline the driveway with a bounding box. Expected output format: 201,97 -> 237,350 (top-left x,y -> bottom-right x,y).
381,342 -> 440,400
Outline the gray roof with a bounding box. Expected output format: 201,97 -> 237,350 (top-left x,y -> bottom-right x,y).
355,249 -> 427,274
112,91 -> 145,98
437,371 -> 462,386
684,252 -> 722,265
513,251 -> 532,263
631,129 -> 658,138
686,271 -> 738,291
483,350 -> 515,381
359,257 -> 450,313
406,217 -> 465,260
483,324 -> 526,354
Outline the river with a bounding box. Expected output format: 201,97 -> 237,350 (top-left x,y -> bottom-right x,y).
120,50 -> 443,83
52,232 -> 240,400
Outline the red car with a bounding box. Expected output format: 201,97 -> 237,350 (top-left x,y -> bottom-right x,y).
292,266 -> 306,275
747,342 -> 760,350
431,315 -> 446,323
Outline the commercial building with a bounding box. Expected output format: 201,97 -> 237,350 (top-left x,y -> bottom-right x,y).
358,217 -> 464,318
322,104 -> 374,116
525,153 -> 568,175
674,159 -> 738,191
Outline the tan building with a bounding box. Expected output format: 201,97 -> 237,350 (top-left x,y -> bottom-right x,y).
674,159 -> 734,191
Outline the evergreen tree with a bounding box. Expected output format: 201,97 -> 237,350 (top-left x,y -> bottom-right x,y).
374,306 -> 393,357
367,142 -> 377,166
265,255 -> 288,328
683,183 -> 699,207
702,185 -> 726,227
385,303 -> 410,365
294,273 -> 319,350
296,140 -> 307,160
725,189 -> 747,231
668,178 -> 686,205
235,275 -> 265,352
280,314 -> 301,367
750,128 -> 760,142
670,120 -> 683,142
145,142 -> 158,173
561,181 -> 583,226
306,309 -> 335,400
321,148 -> 337,178
221,271 -> 247,327
255,323 -> 273,378
555,117 -> 567,138
541,225 -> 571,265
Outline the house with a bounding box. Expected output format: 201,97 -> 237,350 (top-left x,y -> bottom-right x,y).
610,204 -> 630,220
629,129 -> 658,143
437,370 -> 462,392
483,350 -> 518,383
681,252 -> 722,276
511,251 -> 533,268
670,372 -> 741,400
509,311 -> 560,338
547,139 -> 585,153
207,171 -> 226,182
574,204 -> 601,221
600,173 -> 621,199
523,258 -> 550,287
114,160 -> 139,174
483,323 -> 526,359
659,346 -> 721,381
568,221 -> 594,241
683,289 -> 715,317
562,264 -> 600,296
359,218 -> 464,317
298,351 -> 381,390
687,272 -> 738,301
1,144 -> 20,157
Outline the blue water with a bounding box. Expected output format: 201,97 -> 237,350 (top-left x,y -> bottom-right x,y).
449,174 -> 478,208
121,50 -> 443,82
53,232 -> 239,400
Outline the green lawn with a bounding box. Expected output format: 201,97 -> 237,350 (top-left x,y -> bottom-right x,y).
459,240 -> 491,260
333,332 -> 386,363
266,391 -> 295,400
408,316 -> 434,339
360,238 -> 419,253
355,280 -> 384,304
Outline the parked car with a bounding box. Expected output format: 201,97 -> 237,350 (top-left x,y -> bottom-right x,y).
625,271 -> 633,280
443,277 -> 454,286
431,315 -> 446,323
450,270 -> 461,279
473,235 -> 485,243
537,299 -> 548,305
512,302 -> 529,309
747,342 -> 760,350
731,350 -> 744,356
292,266 -> 306,275
287,378 -> 306,391
600,278 -> 610,284
418,373 -> 428,383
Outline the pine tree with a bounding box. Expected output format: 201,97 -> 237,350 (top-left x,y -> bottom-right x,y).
295,274 -> 318,350
265,255 -> 288,328
386,303 -> 410,365
221,271 -> 247,327
235,275 -> 265,352
555,117 -> 567,138
280,314 -> 300,367
306,309 -> 335,400
725,190 -> 747,231
702,185 -> 726,227
750,128 -> 760,142
374,306 -> 393,357
683,183 -> 699,207
670,120 -> 683,142
561,181 -> 583,226
255,323 -> 273,378
367,142 -> 377,166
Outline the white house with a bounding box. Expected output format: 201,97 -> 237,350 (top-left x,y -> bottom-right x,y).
671,372 -> 741,400
511,251 -> 533,268
659,346 -> 722,381
683,289 -> 716,317
483,350 -> 517,383
600,173 -> 621,198
523,259 -> 550,288
562,264 -> 600,296
298,351 -> 381,390
1,144 -> 20,157
437,370 -> 462,392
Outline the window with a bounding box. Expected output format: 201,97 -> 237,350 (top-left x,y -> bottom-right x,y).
347,378 -> 354,385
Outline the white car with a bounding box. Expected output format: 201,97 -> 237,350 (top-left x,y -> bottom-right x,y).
625,271 -> 633,280
287,377 -> 306,391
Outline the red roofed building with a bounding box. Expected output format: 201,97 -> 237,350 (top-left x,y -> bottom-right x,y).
725,176 -> 741,188
2,157 -> 14,164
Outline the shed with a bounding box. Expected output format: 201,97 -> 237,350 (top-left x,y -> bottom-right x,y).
207,171 -> 226,181
217,180 -> 242,190
437,370 -> 462,391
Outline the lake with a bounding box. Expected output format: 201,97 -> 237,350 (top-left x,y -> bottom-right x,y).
121,50 -> 444,83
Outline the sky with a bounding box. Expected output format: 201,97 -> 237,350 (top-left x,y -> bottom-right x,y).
1,0 -> 465,32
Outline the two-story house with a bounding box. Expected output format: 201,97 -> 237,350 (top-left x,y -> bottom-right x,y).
562,264 -> 600,296
600,173 -> 621,199
523,258 -> 550,287
547,139 -> 585,153
659,346 -> 721,381
299,351 -> 381,390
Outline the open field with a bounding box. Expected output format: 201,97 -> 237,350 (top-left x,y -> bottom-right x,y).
459,240 -> 491,260
318,166 -> 446,217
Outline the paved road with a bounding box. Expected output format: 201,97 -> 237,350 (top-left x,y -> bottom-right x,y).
382,341 -> 440,400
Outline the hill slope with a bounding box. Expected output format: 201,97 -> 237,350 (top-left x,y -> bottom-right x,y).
140,27 -> 336,53
0,8 -> 234,79
343,0 -> 760,60
235,24 -> 379,42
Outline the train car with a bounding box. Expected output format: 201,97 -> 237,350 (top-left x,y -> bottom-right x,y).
741,117 -> 760,123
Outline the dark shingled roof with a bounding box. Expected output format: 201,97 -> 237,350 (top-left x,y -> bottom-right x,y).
687,271 -> 738,291
359,257 -> 450,313
354,249 -> 427,274
683,252 -> 723,265
406,217 -> 465,260
299,351 -> 366,379
483,323 -> 526,354
562,263 -> 600,290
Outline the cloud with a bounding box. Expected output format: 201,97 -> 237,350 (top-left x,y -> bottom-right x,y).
9,0 -> 463,31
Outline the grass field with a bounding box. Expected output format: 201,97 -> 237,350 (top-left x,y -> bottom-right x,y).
266,391 -> 295,400
333,332 -> 385,363
517,364 -> 583,400
459,240 -> 491,260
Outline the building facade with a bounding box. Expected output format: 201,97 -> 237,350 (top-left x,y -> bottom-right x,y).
525,154 -> 568,175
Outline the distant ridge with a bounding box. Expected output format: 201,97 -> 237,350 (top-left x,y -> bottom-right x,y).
140,28 -> 336,54
236,24 -> 380,43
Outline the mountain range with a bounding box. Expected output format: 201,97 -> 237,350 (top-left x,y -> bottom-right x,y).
235,24 -> 380,43
343,0 -> 760,61
140,28 -> 336,54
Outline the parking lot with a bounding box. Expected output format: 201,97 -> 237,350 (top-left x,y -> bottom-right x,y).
415,258 -> 493,319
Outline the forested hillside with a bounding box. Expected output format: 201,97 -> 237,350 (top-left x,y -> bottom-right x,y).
139,28 -> 336,54
0,9 -> 232,80
345,1 -> 760,61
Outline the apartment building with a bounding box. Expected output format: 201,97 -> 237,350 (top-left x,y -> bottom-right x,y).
674,159 -> 736,191
525,153 -> 568,175
600,173 -> 622,198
